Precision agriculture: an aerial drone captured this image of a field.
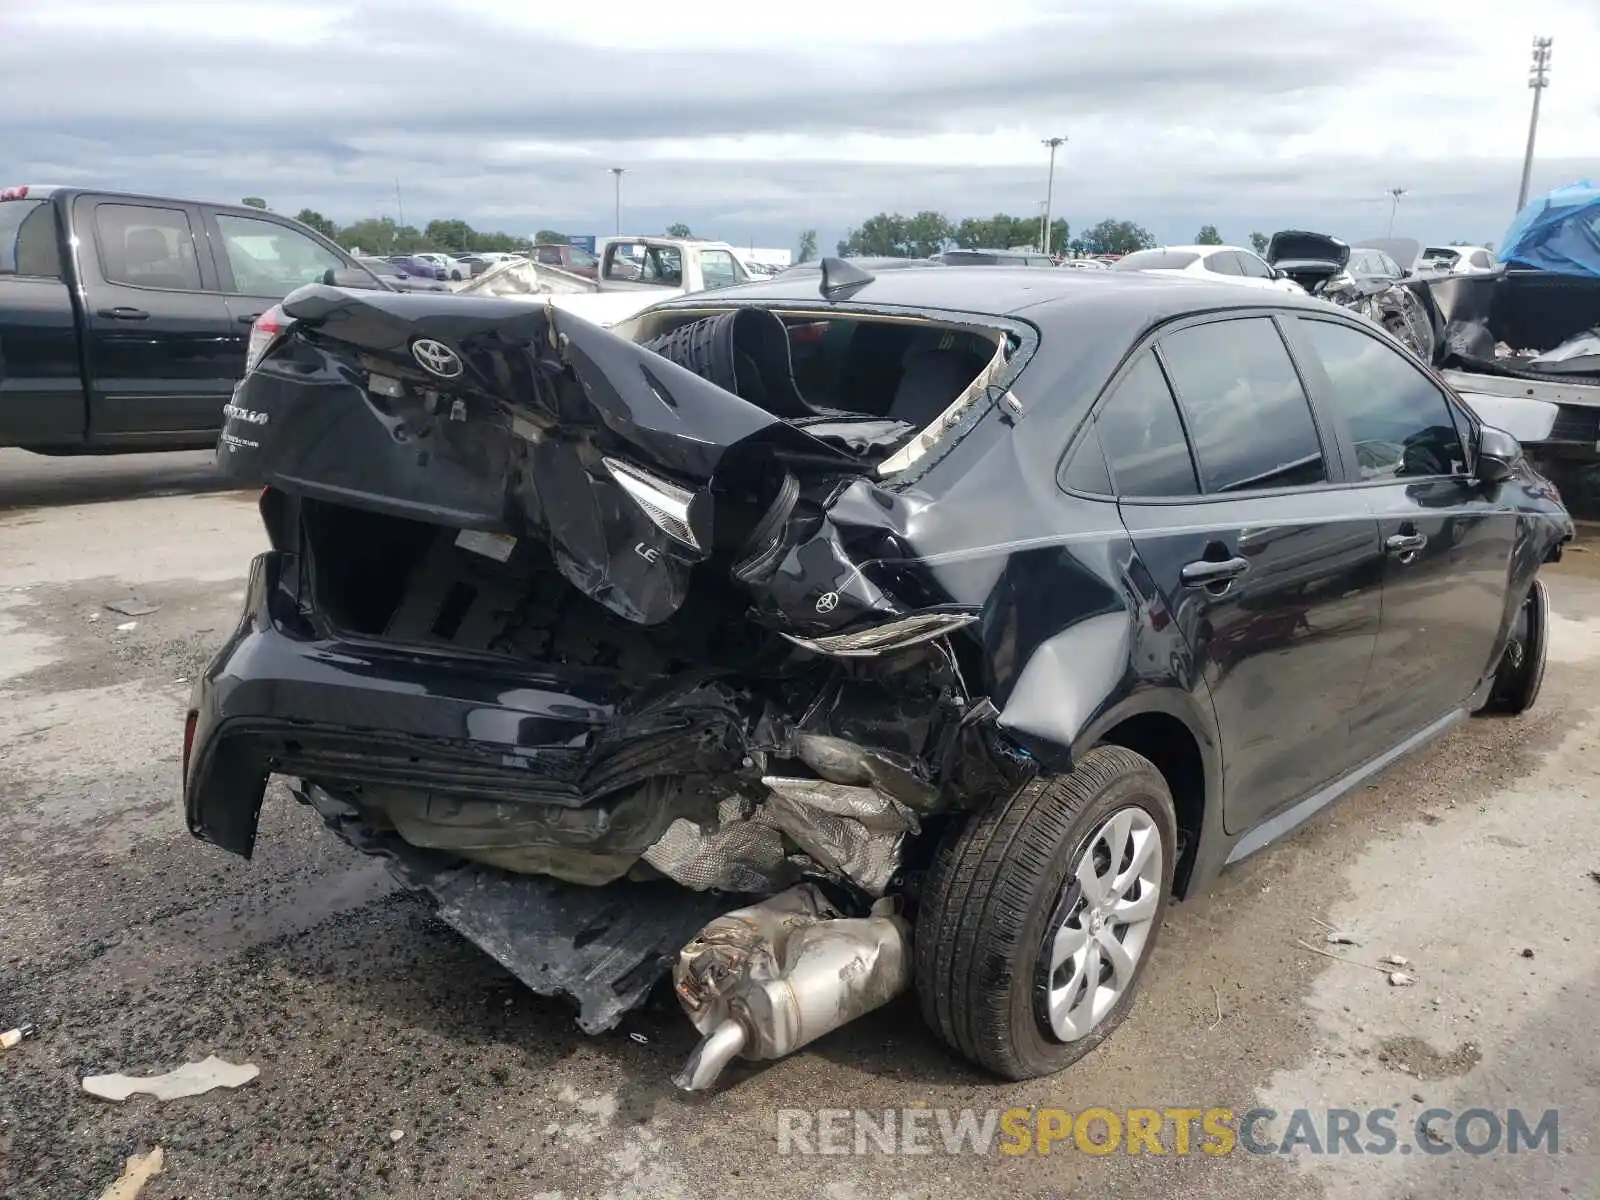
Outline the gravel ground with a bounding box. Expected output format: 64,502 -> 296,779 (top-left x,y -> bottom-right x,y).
0,448 -> 1595,1199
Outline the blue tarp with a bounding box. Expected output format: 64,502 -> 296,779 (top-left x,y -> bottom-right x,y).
1499,181 -> 1600,278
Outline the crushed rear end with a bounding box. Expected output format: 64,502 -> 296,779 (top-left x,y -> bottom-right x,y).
185,282 -> 1031,1084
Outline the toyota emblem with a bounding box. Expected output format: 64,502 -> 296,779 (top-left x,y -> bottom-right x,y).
814,591 -> 839,614
412,338 -> 463,379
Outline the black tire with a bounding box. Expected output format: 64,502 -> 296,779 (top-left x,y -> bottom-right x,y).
915,745 -> 1177,1081
1480,576 -> 1549,715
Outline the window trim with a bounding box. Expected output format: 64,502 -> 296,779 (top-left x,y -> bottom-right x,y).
1282,313 -> 1479,488
202,205 -> 362,298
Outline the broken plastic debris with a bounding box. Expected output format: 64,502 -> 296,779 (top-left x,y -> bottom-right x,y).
389,1129 -> 405,1143
629,1032 -> 649,1045
105,598 -> 159,617
97,1146 -> 164,1200
1323,932 -> 1359,946
1379,954 -> 1410,968
0,1022 -> 37,1051
82,1055 -> 260,1102
115,621 -> 138,633
1388,971 -> 1416,987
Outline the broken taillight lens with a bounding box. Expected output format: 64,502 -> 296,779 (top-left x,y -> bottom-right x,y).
245,304 -> 292,374
783,611 -> 979,658
601,456 -> 702,552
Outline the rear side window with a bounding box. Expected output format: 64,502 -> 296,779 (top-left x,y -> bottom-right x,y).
94,203 -> 202,290
0,198 -> 62,279
1159,317 -> 1328,493
1094,352 -> 1199,498
1115,250 -> 1199,271
1203,252 -> 1241,276
1299,319 -> 1466,479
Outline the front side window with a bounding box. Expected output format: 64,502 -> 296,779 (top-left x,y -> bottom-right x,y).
94,203 -> 202,290
699,249 -> 741,289
1299,319 -> 1466,479
1235,252 -> 1272,279
215,212 -> 344,296
0,198 -> 62,279
1159,317 -> 1328,493
1094,352 -> 1199,498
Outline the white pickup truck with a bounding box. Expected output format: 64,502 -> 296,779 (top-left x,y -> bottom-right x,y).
460,236 -> 756,326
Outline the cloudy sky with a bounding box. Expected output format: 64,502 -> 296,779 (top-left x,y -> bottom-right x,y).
4,0 -> 1598,254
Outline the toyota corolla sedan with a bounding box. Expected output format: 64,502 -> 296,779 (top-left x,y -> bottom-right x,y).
187,261 -> 1570,1090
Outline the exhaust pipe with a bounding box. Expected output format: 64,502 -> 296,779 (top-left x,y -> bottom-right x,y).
671,884 -> 911,1093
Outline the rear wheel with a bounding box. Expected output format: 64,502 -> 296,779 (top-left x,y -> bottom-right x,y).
915,746 -> 1177,1080
1479,576 -> 1549,715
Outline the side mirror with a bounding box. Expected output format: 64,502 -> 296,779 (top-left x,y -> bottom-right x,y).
322,266 -> 384,290
1271,267 -> 1285,279
1474,424 -> 1520,484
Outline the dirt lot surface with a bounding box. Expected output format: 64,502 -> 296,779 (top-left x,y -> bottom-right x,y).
0,448 -> 1595,1199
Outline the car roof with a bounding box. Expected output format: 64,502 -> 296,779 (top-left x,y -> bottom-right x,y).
658,263 -> 1330,323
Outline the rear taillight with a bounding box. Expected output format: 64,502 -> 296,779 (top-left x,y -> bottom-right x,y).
245,304 -> 291,373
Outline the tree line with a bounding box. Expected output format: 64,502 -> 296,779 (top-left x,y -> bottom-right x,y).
835,211 -> 1273,258
242,197 -> 1268,262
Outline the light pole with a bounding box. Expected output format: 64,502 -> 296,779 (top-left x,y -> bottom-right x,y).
609,167 -> 626,236
1040,136 -> 1066,255
1386,187 -> 1407,238
1517,37 -> 1553,212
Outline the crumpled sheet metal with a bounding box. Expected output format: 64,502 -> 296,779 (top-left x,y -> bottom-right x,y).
640,776 -> 919,896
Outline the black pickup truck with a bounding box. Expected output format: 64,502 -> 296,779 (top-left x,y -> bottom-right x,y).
0,185 -> 382,455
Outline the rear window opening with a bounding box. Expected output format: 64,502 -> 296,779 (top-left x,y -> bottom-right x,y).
619,307 -> 1013,474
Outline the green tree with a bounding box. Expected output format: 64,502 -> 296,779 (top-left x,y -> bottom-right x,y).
1081,219 -> 1156,256
904,210 -> 953,257
338,217 -> 399,254
1249,231 -> 1269,255
534,230 -> 569,245
839,213 -> 909,257
796,229 -> 818,263
1046,218 -> 1069,255
241,197 -> 268,210
666,222 -> 692,238
1195,224 -> 1223,245
294,209 -> 339,240
424,218 -> 474,253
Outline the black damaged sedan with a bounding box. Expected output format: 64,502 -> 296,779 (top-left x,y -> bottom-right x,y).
186,260 -> 1572,1088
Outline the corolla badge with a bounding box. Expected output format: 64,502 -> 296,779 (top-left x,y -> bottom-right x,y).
411,338 -> 463,379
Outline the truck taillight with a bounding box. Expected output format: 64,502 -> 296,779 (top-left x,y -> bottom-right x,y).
245,304 -> 291,373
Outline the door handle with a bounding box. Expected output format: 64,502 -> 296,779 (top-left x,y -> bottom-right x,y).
236,313 -> 263,324
1385,532 -> 1428,557
1180,556 -> 1250,587
95,306 -> 149,320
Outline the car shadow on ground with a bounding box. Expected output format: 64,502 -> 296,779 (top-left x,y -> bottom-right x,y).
0,448 -> 240,513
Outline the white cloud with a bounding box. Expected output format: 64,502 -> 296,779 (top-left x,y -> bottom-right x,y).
2,0 -> 1596,249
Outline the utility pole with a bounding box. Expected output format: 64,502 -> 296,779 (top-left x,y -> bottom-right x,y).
1386,187 -> 1407,238
1040,136 -> 1066,255
609,168 -> 626,236
395,179 -> 405,230
1517,37 -> 1553,212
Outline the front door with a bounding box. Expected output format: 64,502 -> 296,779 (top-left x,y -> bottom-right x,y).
1091,317 -> 1385,832
74,196 -> 235,438
1286,316 -> 1517,755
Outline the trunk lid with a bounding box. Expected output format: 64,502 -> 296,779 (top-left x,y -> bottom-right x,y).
219,286 -> 864,627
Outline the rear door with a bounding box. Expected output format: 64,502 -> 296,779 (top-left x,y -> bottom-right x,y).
1285,315 -> 1515,754
0,192 -> 84,445
1102,314 -> 1385,831
202,207 -> 356,361
72,194 -> 235,438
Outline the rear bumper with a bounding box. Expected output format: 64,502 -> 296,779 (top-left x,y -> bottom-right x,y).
183,551 -> 735,858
